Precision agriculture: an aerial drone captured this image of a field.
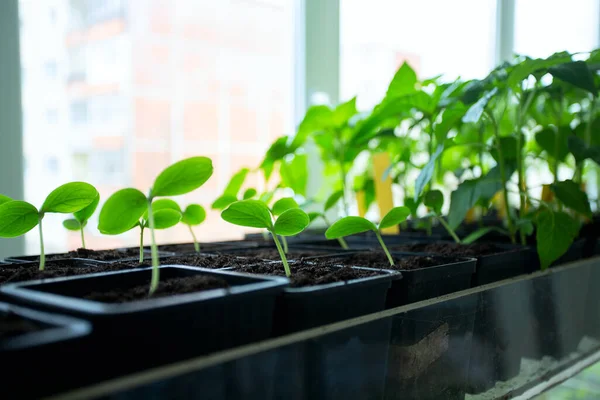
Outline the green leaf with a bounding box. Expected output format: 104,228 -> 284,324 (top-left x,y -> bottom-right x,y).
142,198 -> 181,220
379,206 -> 410,229
550,180 -> 592,217
147,209 -> 182,229
280,154 -> 308,196
182,204 -> 206,226
404,197 -> 420,216
424,190 -> 444,214
434,102 -> 467,143
63,218 -> 82,231
536,211 -> 580,270
462,87 -> 498,123
0,201 -> 39,237
491,136 -> 520,162
73,193 -> 99,223
291,105 -> 334,150
307,211 -> 323,223
549,61 -> 597,95
98,188 -> 148,235
325,216 -> 377,239
462,226 -> 509,244
0,194 -> 13,206
332,97 -> 358,127
243,188 -> 257,200
271,197 -> 299,216
567,135 -> 600,165
273,208 -> 310,236
152,157 -> 213,197
212,194 -> 238,210
507,54 -> 572,88
386,62 -> 417,98
40,182 -> 98,214
224,168 -> 249,197
221,200 -> 273,230
414,144 -> 444,201
535,127 -> 570,161
324,190 -> 344,212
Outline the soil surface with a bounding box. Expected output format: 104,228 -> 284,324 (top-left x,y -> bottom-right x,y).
231,260 -> 384,288
222,248 -> 337,261
84,275 -> 230,303
156,241 -> 256,254
13,248 -> 142,262
0,311 -> 43,339
158,254 -> 263,269
326,251 -> 464,271
390,242 -> 507,257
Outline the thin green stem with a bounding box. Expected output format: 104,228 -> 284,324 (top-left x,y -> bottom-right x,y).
516,90 -> 535,246
139,226 -> 144,264
272,233 -> 291,276
337,236 -> 350,250
38,218 -> 45,271
375,231 -> 394,266
147,198 -> 160,295
188,225 -> 200,253
281,235 -> 288,254
436,216 -> 461,244
80,227 -> 86,249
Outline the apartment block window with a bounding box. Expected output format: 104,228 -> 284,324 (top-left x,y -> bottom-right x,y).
70,101 -> 88,125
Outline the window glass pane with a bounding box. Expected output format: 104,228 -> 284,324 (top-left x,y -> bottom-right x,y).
340,0 -> 497,109
19,0 -> 296,253
514,0 -> 600,58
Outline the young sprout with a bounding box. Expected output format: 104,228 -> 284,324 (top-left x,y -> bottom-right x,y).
98,157 -> 213,294
211,167 -> 258,210
221,199 -> 310,277
306,190 -> 350,249
0,183 -> 99,270
180,204 -> 206,253
62,193 -> 100,249
271,197 -> 301,253
325,206 -> 410,266
424,190 -> 462,243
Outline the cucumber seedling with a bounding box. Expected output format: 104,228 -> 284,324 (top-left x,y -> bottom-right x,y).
98,157 -> 213,294
325,206 -> 410,266
221,199 -> 310,277
271,197 -> 301,253
62,193 -> 100,249
0,182 -> 99,270
307,190 -> 350,250
180,204 -> 206,253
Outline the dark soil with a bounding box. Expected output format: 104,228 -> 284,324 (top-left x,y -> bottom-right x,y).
231,260 -> 384,288
390,242 -> 507,257
223,248 -> 335,261
84,275 -> 230,303
158,254 -> 262,269
156,241 -> 255,253
326,251 -> 463,271
0,312 -> 43,339
14,248 -> 142,262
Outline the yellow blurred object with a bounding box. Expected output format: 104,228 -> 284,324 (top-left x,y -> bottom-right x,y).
356,190 -> 367,218
541,184 -> 554,202
492,191 -> 507,219
465,207 -> 478,224
373,152 -> 399,234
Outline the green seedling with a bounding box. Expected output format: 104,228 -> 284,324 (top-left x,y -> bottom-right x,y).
271,197 -> 301,253
180,204 -> 206,252
221,199 -> 310,277
138,199 -> 183,263
0,183 -> 98,270
62,193 -> 100,249
98,157 -> 213,295
325,206 -> 410,266
307,190 -> 350,250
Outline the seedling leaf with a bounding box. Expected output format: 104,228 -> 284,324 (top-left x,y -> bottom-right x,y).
73,193 -> 99,223
272,197 -> 299,216
0,194 -> 13,206
550,180 -> 592,217
307,212 -> 323,223
41,182 -> 98,214
224,168 -> 249,197
182,204 -> 206,225
273,208 -> 310,236
549,61 -> 597,95
0,201 -> 39,237
424,190 -> 444,214
243,188 -> 257,199
221,200 -> 273,229
147,209 -> 182,229
325,216 -> 377,239
414,144 -> 444,200
212,195 -> 238,210
63,219 -> 81,231
536,211 -> 580,270
324,190 -> 344,211
379,206 -> 410,229
152,157 -> 213,197
98,188 -> 147,234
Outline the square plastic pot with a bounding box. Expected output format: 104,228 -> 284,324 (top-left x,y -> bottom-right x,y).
1,266 -> 288,378
1,301 -> 91,398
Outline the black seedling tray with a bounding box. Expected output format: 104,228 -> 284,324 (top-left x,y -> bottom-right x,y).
1,302 -> 92,398
1,266 -> 288,379
4,248 -> 175,264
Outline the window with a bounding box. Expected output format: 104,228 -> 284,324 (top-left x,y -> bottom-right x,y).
91,150 -> 124,184
44,61 -> 57,78
340,0 -> 497,109
70,101 -> 88,125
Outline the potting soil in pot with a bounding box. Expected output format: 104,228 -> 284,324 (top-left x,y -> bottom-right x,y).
326,252 -> 464,271
0,261 -> 107,285
390,242 -> 504,257
219,248 -> 337,261
0,310 -> 44,339
15,248 -> 143,262
84,275 -> 230,303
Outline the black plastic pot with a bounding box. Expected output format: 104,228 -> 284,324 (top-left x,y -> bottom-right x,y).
1,266 -> 288,378
1,302 -> 92,398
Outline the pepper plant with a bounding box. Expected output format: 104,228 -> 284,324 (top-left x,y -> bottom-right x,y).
221,199 -> 310,276
0,182 -> 98,270
98,157 -> 213,294
325,206 -> 410,266
62,193 -> 100,249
